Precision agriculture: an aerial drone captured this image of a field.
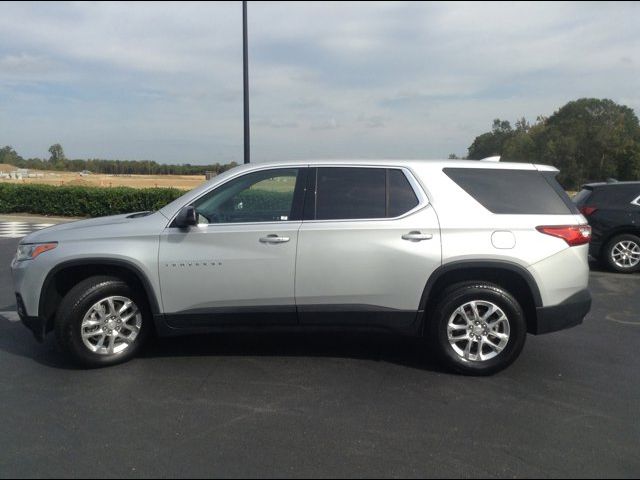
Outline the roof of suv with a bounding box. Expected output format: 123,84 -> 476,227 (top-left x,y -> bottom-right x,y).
582,181 -> 640,189
158,158 -> 561,220
238,159 -> 558,172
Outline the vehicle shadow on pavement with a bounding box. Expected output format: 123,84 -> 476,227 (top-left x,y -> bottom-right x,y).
0,313 -> 449,373
0,321 -> 74,371
139,332 -> 449,373
588,259 -> 609,273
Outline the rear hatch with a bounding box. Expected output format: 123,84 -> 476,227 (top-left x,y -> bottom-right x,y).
443,165 -> 590,247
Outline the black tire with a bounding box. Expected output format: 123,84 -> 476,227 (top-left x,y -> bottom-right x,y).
54,275 -> 151,368
428,281 -> 527,376
602,234 -> 640,273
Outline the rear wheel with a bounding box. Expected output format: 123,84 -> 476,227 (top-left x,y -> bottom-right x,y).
55,276 -> 150,367
428,282 -> 527,376
603,234 -> 640,273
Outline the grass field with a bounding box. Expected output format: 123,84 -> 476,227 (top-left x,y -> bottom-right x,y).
0,164 -> 205,190
250,176 -> 296,193
0,163 -> 300,194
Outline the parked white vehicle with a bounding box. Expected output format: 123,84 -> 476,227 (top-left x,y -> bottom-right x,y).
12,159 -> 591,374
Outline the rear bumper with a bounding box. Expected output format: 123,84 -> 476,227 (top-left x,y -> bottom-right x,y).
531,289 -> 591,335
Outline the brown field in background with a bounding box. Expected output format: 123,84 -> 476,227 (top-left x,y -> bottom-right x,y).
0,164 -> 579,197
0,164 -> 205,190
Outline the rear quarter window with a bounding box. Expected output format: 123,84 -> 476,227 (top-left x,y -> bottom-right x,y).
388,169 -> 419,217
444,168 -> 579,215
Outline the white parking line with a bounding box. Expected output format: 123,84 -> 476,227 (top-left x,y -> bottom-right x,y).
0,311 -> 20,322
0,222 -> 55,239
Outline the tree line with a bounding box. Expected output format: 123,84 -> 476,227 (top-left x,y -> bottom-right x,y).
465,98 -> 640,190
0,144 -> 238,176
2,98 -> 639,190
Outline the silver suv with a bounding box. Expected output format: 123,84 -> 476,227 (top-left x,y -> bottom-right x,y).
12,160 -> 592,375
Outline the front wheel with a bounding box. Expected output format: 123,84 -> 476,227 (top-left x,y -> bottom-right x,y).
55,276 -> 150,368
428,282 -> 527,376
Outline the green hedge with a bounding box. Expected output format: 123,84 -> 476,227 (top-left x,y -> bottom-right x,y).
0,184 -> 184,217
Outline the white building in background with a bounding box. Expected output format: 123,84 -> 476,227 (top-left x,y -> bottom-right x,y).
0,168 -> 44,180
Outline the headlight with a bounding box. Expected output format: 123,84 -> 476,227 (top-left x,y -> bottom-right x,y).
15,243 -> 58,261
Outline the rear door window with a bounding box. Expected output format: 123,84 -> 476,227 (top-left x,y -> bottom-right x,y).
316,167 -> 386,220
312,167 -> 420,220
444,168 -> 579,215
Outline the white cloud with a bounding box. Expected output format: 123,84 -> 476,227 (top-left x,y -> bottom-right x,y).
0,1 -> 638,162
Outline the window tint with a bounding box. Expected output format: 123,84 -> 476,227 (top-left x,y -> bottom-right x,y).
313,167 -> 420,220
589,185 -> 640,207
572,189 -> 593,206
388,169 -> 419,217
316,168 -> 386,220
192,168 -> 301,223
444,168 -> 576,215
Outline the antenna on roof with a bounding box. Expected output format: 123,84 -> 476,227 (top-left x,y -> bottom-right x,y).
480,156 -> 501,162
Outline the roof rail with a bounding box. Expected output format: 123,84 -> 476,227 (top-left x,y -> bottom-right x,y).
480,156 -> 501,162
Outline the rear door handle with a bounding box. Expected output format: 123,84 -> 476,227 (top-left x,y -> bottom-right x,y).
402,231 -> 433,242
259,234 -> 290,244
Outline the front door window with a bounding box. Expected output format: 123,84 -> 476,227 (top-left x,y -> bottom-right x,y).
191,168 -> 301,224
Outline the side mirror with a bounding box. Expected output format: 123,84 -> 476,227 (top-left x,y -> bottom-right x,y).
174,206 -> 198,228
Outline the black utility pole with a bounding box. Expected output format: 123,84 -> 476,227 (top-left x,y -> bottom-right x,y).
242,0 -> 250,164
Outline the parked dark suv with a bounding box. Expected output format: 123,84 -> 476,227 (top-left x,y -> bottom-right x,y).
574,181 -> 640,273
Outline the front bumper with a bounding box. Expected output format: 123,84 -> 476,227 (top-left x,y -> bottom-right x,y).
531,289 -> 591,335
12,255 -> 52,343
16,293 -> 46,342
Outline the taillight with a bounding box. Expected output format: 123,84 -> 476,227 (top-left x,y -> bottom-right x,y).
579,206 -> 598,217
536,225 -> 591,246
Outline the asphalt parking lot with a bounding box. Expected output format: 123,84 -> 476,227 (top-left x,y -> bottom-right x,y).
0,233 -> 639,479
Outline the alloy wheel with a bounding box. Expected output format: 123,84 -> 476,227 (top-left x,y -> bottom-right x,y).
611,240 -> 640,269
80,296 -> 142,355
447,300 -> 510,362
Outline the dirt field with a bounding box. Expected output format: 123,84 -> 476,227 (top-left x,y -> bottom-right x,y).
0,165 -> 205,190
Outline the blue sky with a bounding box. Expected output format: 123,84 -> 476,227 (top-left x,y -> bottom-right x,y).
1,1 -> 639,164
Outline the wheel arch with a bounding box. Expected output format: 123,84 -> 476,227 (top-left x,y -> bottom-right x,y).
39,258 -> 161,334
419,260 -> 542,335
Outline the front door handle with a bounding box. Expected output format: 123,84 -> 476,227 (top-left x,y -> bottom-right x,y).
402,231 -> 433,242
259,234 -> 290,244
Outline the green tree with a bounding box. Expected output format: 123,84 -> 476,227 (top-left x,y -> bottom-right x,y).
48,143 -> 66,170
467,119 -> 514,159
0,146 -> 25,167
538,98 -> 640,187
466,99 -> 640,189
0,145 -> 239,177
